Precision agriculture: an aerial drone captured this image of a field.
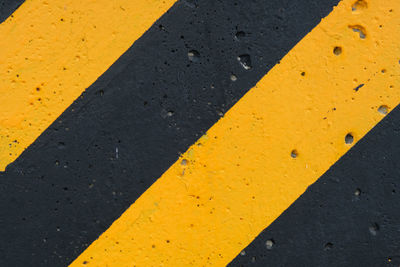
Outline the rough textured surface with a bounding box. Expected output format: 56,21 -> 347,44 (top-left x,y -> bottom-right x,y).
0,0 -> 23,23
0,0 -> 176,171
0,0 -> 339,266
229,104 -> 400,267
72,0 -> 400,266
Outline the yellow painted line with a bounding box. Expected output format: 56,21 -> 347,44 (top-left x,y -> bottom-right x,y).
72,0 -> 400,266
0,0 -> 176,171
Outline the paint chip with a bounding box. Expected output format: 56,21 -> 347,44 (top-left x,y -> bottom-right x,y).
237,54 -> 252,70
345,133 -> 354,145
265,239 -> 274,250
188,50 -> 200,62
369,223 -> 379,236
354,84 -> 364,92
333,46 -> 342,55
378,105 -> 388,115
324,242 -> 333,250
348,25 -> 367,39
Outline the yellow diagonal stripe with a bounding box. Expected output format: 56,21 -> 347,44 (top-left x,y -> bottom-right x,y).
0,0 -> 176,171
72,0 -> 400,266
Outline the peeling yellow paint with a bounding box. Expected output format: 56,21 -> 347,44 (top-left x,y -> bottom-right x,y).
72,0 -> 400,266
0,0 -> 177,170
